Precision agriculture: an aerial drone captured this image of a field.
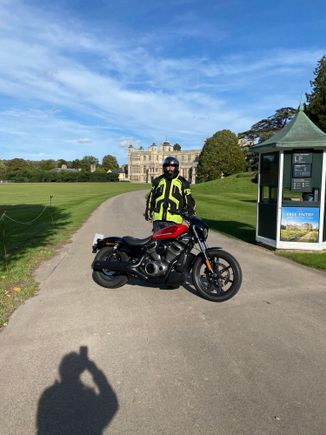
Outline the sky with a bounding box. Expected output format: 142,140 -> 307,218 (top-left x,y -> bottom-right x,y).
0,0 -> 325,165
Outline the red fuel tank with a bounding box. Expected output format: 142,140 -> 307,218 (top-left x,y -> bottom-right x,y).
152,224 -> 188,240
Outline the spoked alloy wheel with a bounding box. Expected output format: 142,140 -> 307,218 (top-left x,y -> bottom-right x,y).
92,246 -> 128,289
192,248 -> 242,302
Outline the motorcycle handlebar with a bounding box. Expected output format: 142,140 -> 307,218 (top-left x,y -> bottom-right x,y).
179,211 -> 196,222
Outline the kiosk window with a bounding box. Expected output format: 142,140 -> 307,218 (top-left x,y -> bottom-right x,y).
261,186 -> 278,202
260,153 -> 279,203
261,153 -> 279,185
282,188 -> 302,202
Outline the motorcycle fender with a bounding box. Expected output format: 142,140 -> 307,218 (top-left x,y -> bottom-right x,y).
92,236 -> 124,253
195,247 -> 222,263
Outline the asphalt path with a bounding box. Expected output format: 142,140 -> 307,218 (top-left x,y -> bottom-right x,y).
0,190 -> 326,435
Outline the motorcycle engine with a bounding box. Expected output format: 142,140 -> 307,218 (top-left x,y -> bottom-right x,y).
143,241 -> 183,277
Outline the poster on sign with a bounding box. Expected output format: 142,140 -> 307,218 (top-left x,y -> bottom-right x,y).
280,207 -> 319,242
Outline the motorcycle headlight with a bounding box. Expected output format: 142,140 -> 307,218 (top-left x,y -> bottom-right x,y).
202,227 -> 208,240
197,226 -> 208,240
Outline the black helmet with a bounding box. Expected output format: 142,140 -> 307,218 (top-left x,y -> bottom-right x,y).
163,156 -> 179,179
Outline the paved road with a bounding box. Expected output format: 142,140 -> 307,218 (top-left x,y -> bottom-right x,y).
0,190 -> 326,435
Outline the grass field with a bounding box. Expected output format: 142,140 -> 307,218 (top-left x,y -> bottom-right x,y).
1,176 -> 325,326
0,182 -> 147,326
192,173 -> 326,271
192,172 -> 257,243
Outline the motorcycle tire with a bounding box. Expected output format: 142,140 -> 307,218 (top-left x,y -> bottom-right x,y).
92,246 -> 128,289
192,248 -> 242,302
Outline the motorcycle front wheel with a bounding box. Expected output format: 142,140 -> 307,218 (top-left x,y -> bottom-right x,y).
92,246 -> 128,289
192,248 -> 242,302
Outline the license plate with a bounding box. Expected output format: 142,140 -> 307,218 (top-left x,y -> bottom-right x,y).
92,233 -> 104,246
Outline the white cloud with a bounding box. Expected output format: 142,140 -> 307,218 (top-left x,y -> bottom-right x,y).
0,108 -> 122,161
0,0 -> 325,163
118,137 -> 143,149
75,138 -> 92,144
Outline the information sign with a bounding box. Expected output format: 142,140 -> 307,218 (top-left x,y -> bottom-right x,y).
292,164 -> 311,178
293,153 -> 312,164
291,178 -> 312,192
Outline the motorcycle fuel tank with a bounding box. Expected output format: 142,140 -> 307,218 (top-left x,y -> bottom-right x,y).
152,224 -> 188,240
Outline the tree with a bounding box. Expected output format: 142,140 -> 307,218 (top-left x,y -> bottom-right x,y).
173,143 -> 181,151
79,155 -> 99,172
305,55 -> 326,132
196,130 -> 246,183
238,107 -> 297,144
102,154 -> 119,172
57,159 -> 68,168
6,158 -> 32,173
38,159 -> 57,170
121,164 -> 128,175
0,161 -> 7,179
71,159 -> 81,169
238,107 -> 297,171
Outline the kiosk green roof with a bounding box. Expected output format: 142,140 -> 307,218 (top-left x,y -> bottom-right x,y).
252,105 -> 326,152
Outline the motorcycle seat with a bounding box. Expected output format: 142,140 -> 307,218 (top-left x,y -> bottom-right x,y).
122,236 -> 152,247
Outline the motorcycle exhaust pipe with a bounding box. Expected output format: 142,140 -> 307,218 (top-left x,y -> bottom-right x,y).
92,260 -> 148,280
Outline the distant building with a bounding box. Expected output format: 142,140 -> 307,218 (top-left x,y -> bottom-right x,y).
127,140 -> 201,183
53,164 -> 81,172
107,168 -> 128,181
238,138 -> 255,148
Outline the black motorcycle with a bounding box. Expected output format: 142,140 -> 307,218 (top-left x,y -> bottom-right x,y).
92,215 -> 242,302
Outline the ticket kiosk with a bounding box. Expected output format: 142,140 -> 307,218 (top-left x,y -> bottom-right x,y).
253,105 -> 326,251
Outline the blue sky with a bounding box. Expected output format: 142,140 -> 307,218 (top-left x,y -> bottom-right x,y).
0,0 -> 325,165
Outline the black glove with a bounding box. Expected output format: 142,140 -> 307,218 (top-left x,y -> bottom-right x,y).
144,213 -> 152,221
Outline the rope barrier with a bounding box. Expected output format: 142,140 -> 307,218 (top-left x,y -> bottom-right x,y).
0,205 -> 49,225
0,196 -> 54,269
0,195 -> 54,226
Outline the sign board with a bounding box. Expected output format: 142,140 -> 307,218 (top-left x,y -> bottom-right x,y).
280,207 -> 319,242
291,178 -> 312,192
293,153 -> 313,164
292,164 -> 311,178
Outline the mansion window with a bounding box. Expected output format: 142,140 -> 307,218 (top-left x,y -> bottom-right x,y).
131,165 -> 140,173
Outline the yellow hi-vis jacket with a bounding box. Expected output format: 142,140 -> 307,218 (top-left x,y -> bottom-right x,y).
145,175 -> 196,224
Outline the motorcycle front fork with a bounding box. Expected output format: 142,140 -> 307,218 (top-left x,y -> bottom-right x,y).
196,238 -> 216,275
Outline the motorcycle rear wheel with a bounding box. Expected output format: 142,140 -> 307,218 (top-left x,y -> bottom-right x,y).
92,246 -> 128,289
192,248 -> 242,302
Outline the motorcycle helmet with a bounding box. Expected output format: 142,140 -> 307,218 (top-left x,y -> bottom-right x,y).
163,156 -> 179,180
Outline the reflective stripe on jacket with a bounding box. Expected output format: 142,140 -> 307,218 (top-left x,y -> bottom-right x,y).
145,175 -> 195,224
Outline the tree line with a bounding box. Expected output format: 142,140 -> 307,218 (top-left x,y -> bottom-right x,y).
196,55 -> 326,183
0,154 -> 124,182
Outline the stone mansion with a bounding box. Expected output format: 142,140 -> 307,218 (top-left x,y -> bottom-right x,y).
128,140 -> 201,183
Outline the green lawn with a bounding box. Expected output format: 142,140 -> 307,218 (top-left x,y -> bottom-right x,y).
192,173 -> 257,243
0,182 -> 147,326
1,177 -> 325,326
192,173 -> 326,271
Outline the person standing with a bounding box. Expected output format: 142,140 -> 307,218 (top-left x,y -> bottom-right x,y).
144,156 -> 196,232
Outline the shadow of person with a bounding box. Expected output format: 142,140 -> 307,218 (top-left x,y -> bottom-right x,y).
37,347 -> 119,435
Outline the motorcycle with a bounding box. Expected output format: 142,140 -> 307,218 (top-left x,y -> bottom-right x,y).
91,215 -> 242,302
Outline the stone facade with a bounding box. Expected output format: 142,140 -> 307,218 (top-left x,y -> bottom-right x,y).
128,141 -> 201,183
